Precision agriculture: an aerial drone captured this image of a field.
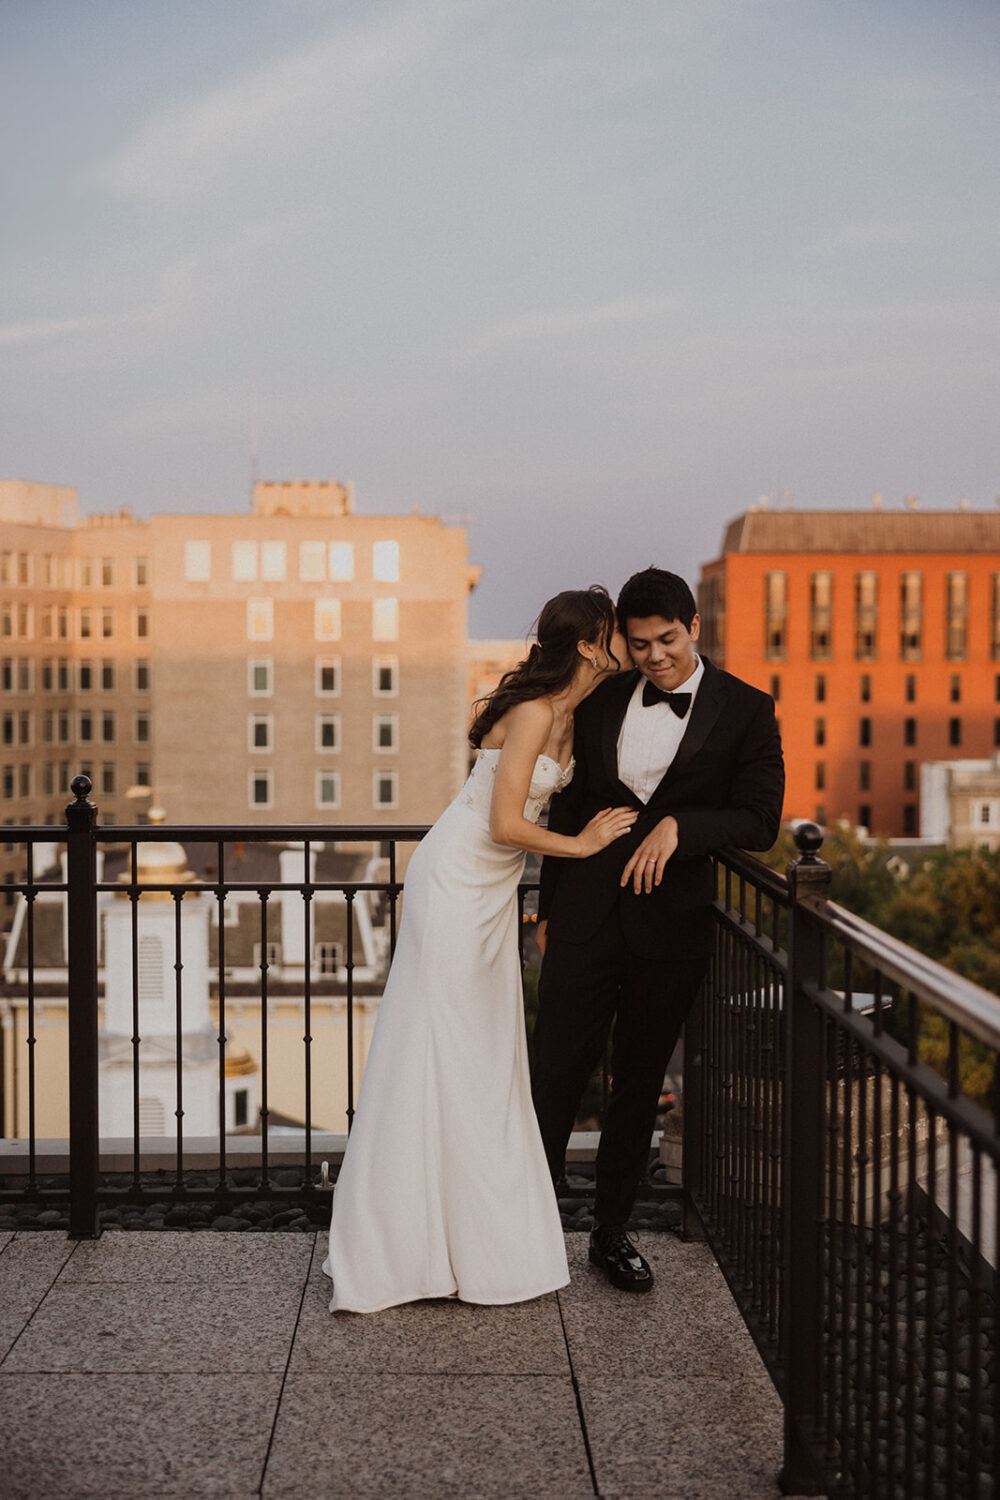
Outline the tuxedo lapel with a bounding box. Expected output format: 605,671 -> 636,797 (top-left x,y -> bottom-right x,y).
599,670 -> 641,798
648,658 -> 727,804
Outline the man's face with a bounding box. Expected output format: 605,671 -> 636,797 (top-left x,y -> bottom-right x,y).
624,613 -> 700,691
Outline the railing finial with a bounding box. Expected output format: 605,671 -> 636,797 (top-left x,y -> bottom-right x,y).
70,773 -> 93,801
791,820 -> 824,865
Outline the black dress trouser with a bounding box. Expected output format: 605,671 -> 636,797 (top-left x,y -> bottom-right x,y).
532,901 -> 712,1228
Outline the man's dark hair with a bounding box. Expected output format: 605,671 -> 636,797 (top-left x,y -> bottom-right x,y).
616,567 -> 698,631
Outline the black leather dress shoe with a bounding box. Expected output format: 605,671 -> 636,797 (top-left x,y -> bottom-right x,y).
588,1225 -> 654,1293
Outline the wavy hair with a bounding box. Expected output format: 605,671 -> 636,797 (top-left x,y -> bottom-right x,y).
469,586 -> 617,748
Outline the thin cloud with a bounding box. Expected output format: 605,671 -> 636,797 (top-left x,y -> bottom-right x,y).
0,313 -> 153,349
79,0 -> 477,212
471,294 -> 693,354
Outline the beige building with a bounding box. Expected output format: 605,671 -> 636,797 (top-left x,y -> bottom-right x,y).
920,757 -> 1000,851
1,477 -> 482,892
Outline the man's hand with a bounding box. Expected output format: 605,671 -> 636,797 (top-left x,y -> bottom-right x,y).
536,918 -> 548,959
620,816 -> 679,894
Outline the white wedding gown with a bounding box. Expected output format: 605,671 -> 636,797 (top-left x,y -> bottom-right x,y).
322,749 -> 572,1313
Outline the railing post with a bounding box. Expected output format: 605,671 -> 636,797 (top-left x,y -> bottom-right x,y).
779,822 -> 830,1495
66,774 -> 100,1239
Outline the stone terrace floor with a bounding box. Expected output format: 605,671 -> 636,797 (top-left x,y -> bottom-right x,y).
0,1228 -> 809,1499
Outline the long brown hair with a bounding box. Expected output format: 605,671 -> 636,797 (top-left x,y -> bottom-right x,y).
469,586 -> 617,748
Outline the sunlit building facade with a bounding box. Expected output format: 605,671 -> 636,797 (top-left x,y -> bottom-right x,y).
1,478 -> 481,893
697,508 -> 1000,837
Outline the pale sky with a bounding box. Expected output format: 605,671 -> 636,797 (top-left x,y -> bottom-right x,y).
3,0 -> 999,636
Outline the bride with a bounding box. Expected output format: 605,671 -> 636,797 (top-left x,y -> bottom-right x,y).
323,586 -> 636,1313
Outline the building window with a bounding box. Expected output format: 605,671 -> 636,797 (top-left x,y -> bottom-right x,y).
79,712 -> 93,743
79,661 -> 93,692
859,718 -> 871,748
101,609 -> 114,639
58,711 -> 71,743
814,718 -> 826,747
316,658 -> 341,696
903,761 -> 916,792
135,556 -> 149,587
373,540 -> 399,583
809,571 -> 833,659
315,942 -> 341,975
814,805 -> 826,826
101,712 -> 116,744
949,717 -> 962,748
905,674 -> 917,703
315,600 -> 342,642
300,542 -> 326,582
764,571 -> 787,660
233,541 -> 258,581
101,557 -> 114,588
79,557 -> 93,589
79,608 -> 92,640
995,719 -> 1000,749
973,800 -> 1000,829
260,542 -> 286,582
101,763 -> 116,796
247,599 -> 273,641
903,718 -> 916,747
316,771 -> 340,809
900,571 -> 923,660
815,761 -> 825,791
57,608 -> 69,640
854,571 -> 878,660
329,542 -> 354,581
134,713 -> 150,745
374,770 -> 398,809
252,941 -> 282,971
134,608 -> 149,640
250,769 -> 273,808
135,660 -> 150,692
859,761 -> 871,791
374,715 -> 398,752
858,805 -> 871,831
945,571 -> 968,660
133,762 -> 151,788
249,659 -> 273,696
373,657 -> 398,696
814,674 -> 826,703
372,597 -> 399,642
233,1089 -> 249,1129
949,673 -> 961,704
185,540 -> 211,582
316,715 -> 339,752
249,715 -> 272,752
770,675 -> 781,702
902,804 -> 918,836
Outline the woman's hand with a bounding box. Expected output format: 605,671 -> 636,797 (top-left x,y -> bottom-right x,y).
575,806 -> 638,857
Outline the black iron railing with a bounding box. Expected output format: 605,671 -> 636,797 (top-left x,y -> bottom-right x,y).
2,782 -> 998,1496
688,827 -> 1000,1498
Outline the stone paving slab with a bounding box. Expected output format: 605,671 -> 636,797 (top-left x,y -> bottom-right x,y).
0,1232 -> 76,1361
0,1229 -> 800,1498
560,1233 -> 771,1381
0,1372 -> 280,1498
262,1372 -> 594,1499
61,1230 -> 314,1286
579,1371 -> 785,1499
2,1280 -> 304,1375
289,1236 -> 570,1377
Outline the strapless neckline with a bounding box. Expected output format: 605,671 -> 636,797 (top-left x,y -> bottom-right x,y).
477,747 -> 575,777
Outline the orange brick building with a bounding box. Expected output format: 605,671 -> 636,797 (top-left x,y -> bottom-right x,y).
697,509 -> 1000,837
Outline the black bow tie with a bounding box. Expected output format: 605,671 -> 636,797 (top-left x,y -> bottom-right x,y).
641,682 -> 692,717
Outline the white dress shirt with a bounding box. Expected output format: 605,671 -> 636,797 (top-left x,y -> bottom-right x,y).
616,655 -> 705,804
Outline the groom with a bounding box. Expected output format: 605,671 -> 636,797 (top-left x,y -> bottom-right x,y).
532,566 -> 784,1292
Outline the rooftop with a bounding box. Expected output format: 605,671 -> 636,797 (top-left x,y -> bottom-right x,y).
0,1227 -> 801,1499
719,506 -> 1000,555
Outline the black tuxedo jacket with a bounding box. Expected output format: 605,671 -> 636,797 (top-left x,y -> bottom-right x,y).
537,657 -> 784,960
